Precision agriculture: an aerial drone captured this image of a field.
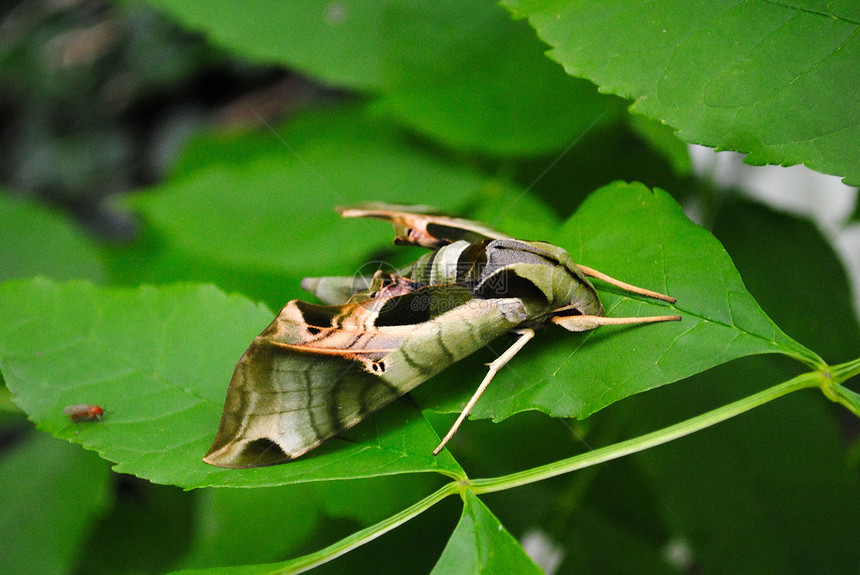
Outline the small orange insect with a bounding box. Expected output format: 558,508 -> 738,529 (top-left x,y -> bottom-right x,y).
64,404 -> 104,422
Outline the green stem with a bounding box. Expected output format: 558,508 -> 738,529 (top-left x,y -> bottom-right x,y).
820,357 -> 860,417
470,372 -> 820,494
830,356 -> 860,383
785,348 -> 828,372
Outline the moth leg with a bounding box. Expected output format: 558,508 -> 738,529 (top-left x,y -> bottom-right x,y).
433,328 -> 536,455
552,314 -> 681,332
576,265 -> 675,303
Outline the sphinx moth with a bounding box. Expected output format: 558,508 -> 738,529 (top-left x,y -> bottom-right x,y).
204,204 -> 680,468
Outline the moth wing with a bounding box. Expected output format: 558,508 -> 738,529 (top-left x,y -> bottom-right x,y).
203,286 -> 530,468
337,203 -> 511,248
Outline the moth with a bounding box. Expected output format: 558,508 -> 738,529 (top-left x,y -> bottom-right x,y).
204,204 -> 680,468
64,404 -> 104,422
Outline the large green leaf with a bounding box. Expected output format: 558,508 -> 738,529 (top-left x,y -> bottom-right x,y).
0,279 -> 463,488
135,0 -> 393,91
419,182 -> 820,422
127,108 -> 494,280
538,191 -> 860,574
503,0 -> 860,185
431,491 -> 542,574
365,2 -> 624,155
108,106 -> 559,309
138,0 -> 619,156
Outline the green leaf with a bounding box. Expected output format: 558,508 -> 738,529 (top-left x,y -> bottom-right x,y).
106,105 -> 570,310
503,0 -> 860,184
0,192 -> 104,283
137,0 -> 388,91
420,182 -> 821,422
626,115 -> 691,177
139,0 -> 620,156
0,279 -> 463,488
431,490 -> 541,574
114,107 -> 525,300
0,432 -> 112,575
366,2 -> 624,156
128,109 -> 490,277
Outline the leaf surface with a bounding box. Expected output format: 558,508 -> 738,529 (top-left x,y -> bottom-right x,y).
0,192 -> 104,283
108,106 -> 559,309
140,0 -> 619,156
0,279 -> 463,488
128,109 -> 492,280
503,0 -> 860,184
0,185 -> 822,486
104,107 -> 506,307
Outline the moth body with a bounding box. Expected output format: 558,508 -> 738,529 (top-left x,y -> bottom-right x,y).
204,205 -> 680,468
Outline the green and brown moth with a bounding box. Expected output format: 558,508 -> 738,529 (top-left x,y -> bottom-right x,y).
203,204 -> 681,468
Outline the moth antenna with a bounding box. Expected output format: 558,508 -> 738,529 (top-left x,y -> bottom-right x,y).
433,328 -> 536,455
577,265 -> 675,303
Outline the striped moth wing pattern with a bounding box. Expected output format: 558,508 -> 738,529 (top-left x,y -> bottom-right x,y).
203,205 -> 680,468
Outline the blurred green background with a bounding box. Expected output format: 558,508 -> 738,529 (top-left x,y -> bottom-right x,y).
1,1 -> 858,574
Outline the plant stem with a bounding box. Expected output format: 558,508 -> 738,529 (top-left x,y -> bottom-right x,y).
470,372 -> 820,494
830,356 -> 860,383
819,357 -> 860,417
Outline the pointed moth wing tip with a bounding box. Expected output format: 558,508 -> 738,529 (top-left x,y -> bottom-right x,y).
202,437 -> 297,469
201,445 -> 231,468
201,454 -> 223,468
202,451 -> 291,469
